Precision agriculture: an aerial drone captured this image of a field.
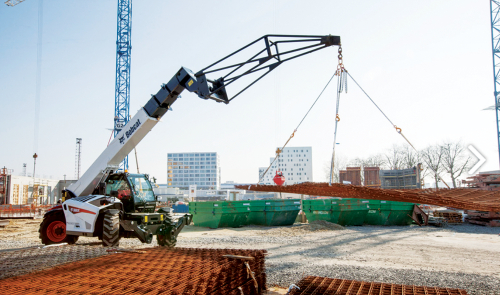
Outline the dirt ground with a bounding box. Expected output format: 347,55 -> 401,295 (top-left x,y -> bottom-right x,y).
1,219 -> 499,294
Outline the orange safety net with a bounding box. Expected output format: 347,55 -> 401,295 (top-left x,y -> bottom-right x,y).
236,183 -> 500,212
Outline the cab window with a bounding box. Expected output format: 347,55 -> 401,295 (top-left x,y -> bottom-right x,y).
127,175 -> 155,203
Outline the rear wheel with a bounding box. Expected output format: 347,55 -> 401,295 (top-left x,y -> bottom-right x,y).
102,210 -> 120,247
39,213 -> 79,245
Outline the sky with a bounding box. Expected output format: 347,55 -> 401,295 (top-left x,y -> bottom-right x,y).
0,0 -> 498,186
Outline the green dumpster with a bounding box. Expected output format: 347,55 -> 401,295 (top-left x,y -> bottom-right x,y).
364,200 -> 385,225
247,200 -> 268,225
383,201 -> 415,225
364,200 -> 415,225
189,201 -> 250,229
303,199 -> 369,226
337,199 -> 370,226
248,199 -> 301,226
303,199 -> 339,223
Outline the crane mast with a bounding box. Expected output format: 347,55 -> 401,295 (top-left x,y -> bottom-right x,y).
491,1 -> 500,167
114,0 -> 132,171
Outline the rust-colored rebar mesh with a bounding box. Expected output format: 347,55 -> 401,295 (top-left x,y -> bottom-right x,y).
236,183 -> 500,212
288,276 -> 469,295
0,247 -> 267,295
0,244 -> 109,280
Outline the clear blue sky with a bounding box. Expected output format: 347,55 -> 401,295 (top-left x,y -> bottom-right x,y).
0,0 -> 497,185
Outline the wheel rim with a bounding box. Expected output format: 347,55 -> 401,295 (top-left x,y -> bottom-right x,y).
46,221 -> 66,242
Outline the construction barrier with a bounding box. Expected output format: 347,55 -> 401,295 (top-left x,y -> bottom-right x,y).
0,204 -> 53,219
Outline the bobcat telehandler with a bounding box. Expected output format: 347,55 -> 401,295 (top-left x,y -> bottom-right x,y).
39,34 -> 341,247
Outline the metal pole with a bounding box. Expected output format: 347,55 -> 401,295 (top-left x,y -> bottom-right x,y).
300,194 -> 306,223
33,153 -> 37,205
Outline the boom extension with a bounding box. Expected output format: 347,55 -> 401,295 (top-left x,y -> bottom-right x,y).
67,34 -> 340,198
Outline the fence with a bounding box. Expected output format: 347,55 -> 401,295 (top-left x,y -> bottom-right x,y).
0,204 -> 53,219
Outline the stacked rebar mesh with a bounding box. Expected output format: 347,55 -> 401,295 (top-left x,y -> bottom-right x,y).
237,183 -> 500,212
0,247 -> 267,295
288,276 -> 469,295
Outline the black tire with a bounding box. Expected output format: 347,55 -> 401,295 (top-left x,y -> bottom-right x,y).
102,211 -> 120,247
66,235 -> 79,244
39,212 -> 79,245
157,232 -> 177,248
157,212 -> 176,248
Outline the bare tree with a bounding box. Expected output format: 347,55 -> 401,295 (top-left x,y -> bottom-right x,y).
363,154 -> 386,168
349,154 -> 386,169
420,144 -> 446,189
442,141 -> 471,188
400,144 -> 420,169
385,144 -> 404,170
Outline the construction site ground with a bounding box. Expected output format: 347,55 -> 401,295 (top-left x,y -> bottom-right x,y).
1,219 -> 499,294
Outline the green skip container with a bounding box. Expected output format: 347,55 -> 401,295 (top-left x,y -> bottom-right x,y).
364,200 -> 415,226
189,201 -> 250,229
247,199 -> 301,226
303,199 -> 370,226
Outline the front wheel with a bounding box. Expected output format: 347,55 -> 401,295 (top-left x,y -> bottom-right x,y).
39,213 -> 79,245
102,210 -> 120,247
157,233 -> 176,248
157,212 -> 176,248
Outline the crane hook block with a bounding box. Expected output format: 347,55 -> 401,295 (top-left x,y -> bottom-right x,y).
273,170 -> 286,186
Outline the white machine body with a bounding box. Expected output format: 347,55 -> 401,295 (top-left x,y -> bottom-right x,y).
63,195 -> 122,235
67,109 -> 159,197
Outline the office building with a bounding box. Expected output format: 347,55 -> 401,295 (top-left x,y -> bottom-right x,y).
167,152 -> 220,190
259,147 -> 312,185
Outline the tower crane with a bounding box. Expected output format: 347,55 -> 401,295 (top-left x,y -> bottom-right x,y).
114,0 -> 132,171
491,1 -> 500,168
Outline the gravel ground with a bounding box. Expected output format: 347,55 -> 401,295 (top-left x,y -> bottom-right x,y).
1,219 -> 499,294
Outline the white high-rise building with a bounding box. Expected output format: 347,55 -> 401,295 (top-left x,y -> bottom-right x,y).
167,152 -> 220,190
259,147 -> 312,185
